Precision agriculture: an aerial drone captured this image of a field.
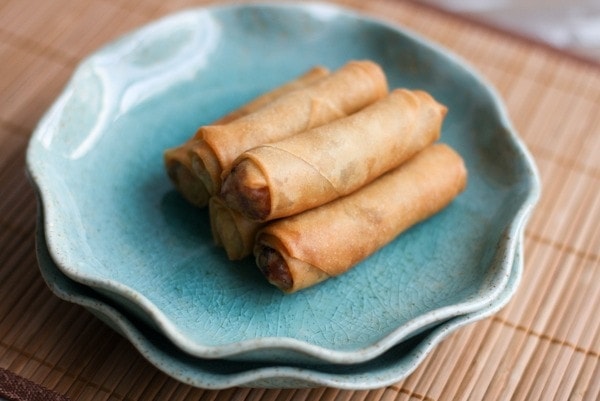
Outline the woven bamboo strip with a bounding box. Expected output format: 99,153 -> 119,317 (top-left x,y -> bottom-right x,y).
450,69 -> 596,400
404,351 -> 451,399
270,388 -> 295,401
90,343 -> 150,401
96,351 -> 146,399
0,267 -> 47,347
0,189 -> 36,242
546,270 -> 600,399
71,335 -> 138,399
0,52 -> 64,129
516,186 -> 600,400
0,229 -> 32,291
7,290 -> 68,368
28,308 -> 92,388
488,164 -> 596,398
526,184 -> 597,331
581,343 -> 600,401
358,388 -> 386,401
482,200 -> 582,397
412,323 -> 486,399
45,319 -> 115,396
508,265 -> 588,399
404,39 -> 592,400
38,309 -> 98,372
393,358 -> 433,398
418,328 -> 477,399
101,356 -> 156,401
507,173 -> 592,318
443,307 -> 510,398
285,388 -> 310,401
462,78 -> 596,396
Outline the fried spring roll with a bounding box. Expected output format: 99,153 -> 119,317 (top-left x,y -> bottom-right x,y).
209,196 -> 264,261
189,60 -> 389,202
253,144 -> 468,293
164,66 -> 330,206
221,89 -> 447,221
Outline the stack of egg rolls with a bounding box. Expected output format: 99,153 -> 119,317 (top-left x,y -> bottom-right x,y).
164,60 -> 388,207
164,60 -> 467,293
221,88 -> 447,221
164,65 -> 330,206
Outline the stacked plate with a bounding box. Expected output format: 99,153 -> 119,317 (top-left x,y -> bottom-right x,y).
27,3 -> 540,389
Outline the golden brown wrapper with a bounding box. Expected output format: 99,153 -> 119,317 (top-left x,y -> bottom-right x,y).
254,143 -> 468,293
163,66 -> 330,206
209,196 -> 264,261
221,89 -> 447,221
190,60 -> 389,202
211,66 -> 331,125
164,145 -> 210,206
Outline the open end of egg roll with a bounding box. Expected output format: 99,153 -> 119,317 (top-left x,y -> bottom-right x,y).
255,245 -> 293,292
164,146 -> 188,187
189,140 -> 223,202
164,146 -> 210,206
255,236 -> 330,293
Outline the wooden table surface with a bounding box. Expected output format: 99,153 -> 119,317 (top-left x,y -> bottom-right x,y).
1,0 -> 599,400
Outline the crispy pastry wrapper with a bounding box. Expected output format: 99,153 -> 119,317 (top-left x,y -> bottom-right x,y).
163,66 -> 330,206
163,144 -> 210,206
189,60 -> 389,201
212,66 -> 331,125
253,143 -> 468,293
209,197 -> 264,260
221,89 -> 447,221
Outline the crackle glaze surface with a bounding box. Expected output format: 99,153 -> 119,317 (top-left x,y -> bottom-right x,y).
27,3 -> 539,364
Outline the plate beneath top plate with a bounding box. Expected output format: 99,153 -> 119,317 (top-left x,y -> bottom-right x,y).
36,210 -> 524,389
27,2 -> 539,364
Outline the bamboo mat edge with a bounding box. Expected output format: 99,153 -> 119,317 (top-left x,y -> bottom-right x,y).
1,0 -> 599,400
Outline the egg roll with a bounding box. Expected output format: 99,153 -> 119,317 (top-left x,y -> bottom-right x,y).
189,60 -> 389,203
221,89 -> 447,221
164,66 -> 330,206
253,143 -> 468,293
209,196 -> 264,261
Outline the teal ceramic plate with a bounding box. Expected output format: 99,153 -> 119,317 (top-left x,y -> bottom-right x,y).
36,210 -> 524,389
27,2 -> 539,364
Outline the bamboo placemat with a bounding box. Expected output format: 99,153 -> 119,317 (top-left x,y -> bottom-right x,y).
1,0 -> 599,400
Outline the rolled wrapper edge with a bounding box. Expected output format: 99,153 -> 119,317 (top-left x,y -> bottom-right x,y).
164,146 -> 187,185
352,60 -> 388,98
189,138 -> 223,201
164,145 -> 211,207
209,197 -> 264,260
